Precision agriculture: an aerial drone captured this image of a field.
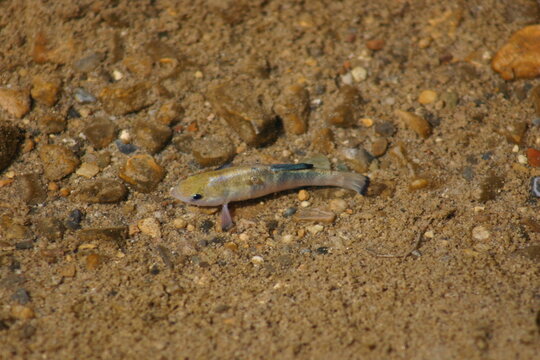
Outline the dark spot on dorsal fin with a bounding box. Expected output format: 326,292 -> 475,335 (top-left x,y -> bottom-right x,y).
270,163 -> 314,171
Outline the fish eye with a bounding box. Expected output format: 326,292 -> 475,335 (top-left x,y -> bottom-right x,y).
191,194 -> 203,200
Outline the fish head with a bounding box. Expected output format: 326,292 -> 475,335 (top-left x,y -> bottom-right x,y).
170,173 -> 224,207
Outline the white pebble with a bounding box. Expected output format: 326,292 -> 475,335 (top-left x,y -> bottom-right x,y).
517,154 -> 528,164
282,234 -> 294,243
306,224 -> 324,234
512,145 -> 519,153
119,129 -> 131,142
351,66 -> 367,82
112,69 -> 123,81
300,201 -> 311,207
472,225 -> 490,241
251,256 -> 264,265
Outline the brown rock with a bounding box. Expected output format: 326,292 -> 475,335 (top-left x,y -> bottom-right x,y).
478,172 -> 505,202
374,121 -> 396,137
59,263 -> 76,277
156,101 -> 183,126
119,154 -> 164,193
86,253 -> 101,270
0,215 -> 30,241
395,109 -> 432,139
0,124 -> 22,172
0,88 -> 31,118
498,120 -> 528,144
38,114 -> 66,134
123,55 -> 153,77
18,174 -> 46,205
366,39 -> 385,50
312,128 -> 335,154
11,305 -> 35,320
39,145 -> 80,180
99,82 -> 154,115
274,84 -> 310,135
492,25 -> 540,80
371,137 -> 388,157
133,120 -> 172,154
77,227 -> 127,247
76,179 -> 128,204
192,135 -> 235,167
30,76 -> 61,107
207,80 -> 278,146
326,85 -> 362,128
35,217 -> 65,242
294,208 -> 336,224
83,117 -> 117,149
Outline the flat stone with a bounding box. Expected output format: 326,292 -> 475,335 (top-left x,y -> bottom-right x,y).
325,85 -> 362,128
374,121 -> 396,137
138,218 -> 161,238
156,101 -> 184,126
312,128 -> 335,154
340,147 -> 372,173
77,227 -> 128,247
122,55 -> 153,77
76,179 -> 128,203
119,154 -> 165,193
30,76 -> 61,107
99,81 -> 154,116
73,52 -> 104,72
39,144 -> 80,180
478,172 -> 505,202
35,217 -> 65,242
38,114 -> 66,134
76,162 -> 100,178
207,79 -> 278,146
192,135 -> 235,167
395,109 -> 432,139
83,117 -> 117,149
371,137 -> 388,157
0,123 -> 22,172
274,84 -> 310,135
0,88 -> 30,118
18,174 -> 46,204
472,225 -> 490,241
74,88 -> 96,104
132,120 -> 172,154
492,25 -> 540,80
294,208 -> 336,223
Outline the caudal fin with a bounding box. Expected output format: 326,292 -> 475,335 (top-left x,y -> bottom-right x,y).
339,173 -> 369,195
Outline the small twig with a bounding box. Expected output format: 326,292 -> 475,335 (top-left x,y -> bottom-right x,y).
366,218 -> 434,258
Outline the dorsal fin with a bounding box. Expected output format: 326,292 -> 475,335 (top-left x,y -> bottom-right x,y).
270,163 -> 314,171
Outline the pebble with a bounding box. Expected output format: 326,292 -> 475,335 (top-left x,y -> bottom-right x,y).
76,162 -> 100,178
340,147 -> 373,173
192,136 -> 235,167
115,140 -> 138,154
440,91 -> 459,109
172,218 -> 187,229
329,199 -> 347,213
39,144 -> 80,180
38,114 -> 66,134
526,148 -> 540,167
119,154 -> 165,193
300,201 -> 311,207
156,102 -> 184,126
122,54 -> 152,77
312,128 -> 335,154
361,118 -> 373,127
295,208 -> 336,223
11,288 -> 31,305
133,120 -> 172,154
76,179 -> 128,203
374,121 -> 396,137
298,190 -> 310,201
370,137 -> 388,157
478,173 -> 505,202
99,82 -> 154,116
59,263 -> 76,277
395,109 -> 432,139
83,117 -> 117,149
518,154 -> 528,164
472,225 -> 490,241
0,124 -> 22,172
351,66 -> 367,82
138,218 -> 161,238
251,256 -> 264,265
65,209 -> 83,230
532,176 -> 540,197
0,88 -> 30,118
207,80 -> 278,146
282,207 -> 297,217
18,174 -> 46,204
492,25 -> 540,80
274,84 -> 310,135
86,253 -> 101,270
11,305 -> 35,320
326,85 -> 362,128
74,88 -> 96,104
418,90 -> 437,105
306,224 -> 324,234
30,76 -> 61,107
366,39 -> 385,50
499,121 -> 528,144
73,52 -> 104,72
35,217 -> 65,242
77,227 -> 127,246
409,177 -> 430,190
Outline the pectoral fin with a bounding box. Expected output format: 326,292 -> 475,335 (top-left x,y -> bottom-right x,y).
220,203 -> 233,231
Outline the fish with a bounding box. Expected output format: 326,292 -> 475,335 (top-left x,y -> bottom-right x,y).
170,163 -> 369,231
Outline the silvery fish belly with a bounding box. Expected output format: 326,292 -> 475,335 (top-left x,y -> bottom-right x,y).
170,163 -> 369,230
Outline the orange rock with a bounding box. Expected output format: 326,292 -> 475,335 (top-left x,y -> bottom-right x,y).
492,25 -> 540,80
527,148 -> 540,167
366,39 -> 385,50
0,88 -> 31,118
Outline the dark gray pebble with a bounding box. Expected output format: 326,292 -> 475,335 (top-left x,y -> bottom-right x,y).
283,207 -> 297,217
74,88 -> 96,104
11,288 -> 30,305
199,220 -> 214,233
15,241 -> 33,250
66,209 -> 84,230
67,106 -> 81,119
462,166 -> 475,182
532,177 -> 540,198
115,140 -> 138,154
316,247 -> 329,255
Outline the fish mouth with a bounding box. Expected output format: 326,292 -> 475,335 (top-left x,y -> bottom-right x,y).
170,187 -> 187,202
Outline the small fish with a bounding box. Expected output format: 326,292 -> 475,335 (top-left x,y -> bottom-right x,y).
170,163 -> 369,230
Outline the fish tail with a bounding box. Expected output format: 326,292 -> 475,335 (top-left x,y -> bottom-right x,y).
337,172 -> 369,195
